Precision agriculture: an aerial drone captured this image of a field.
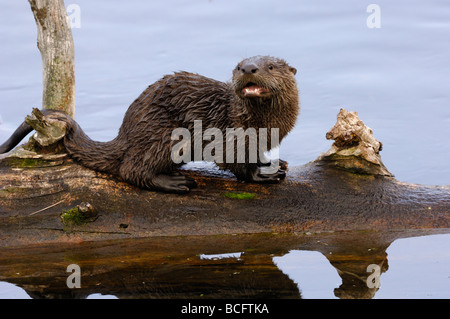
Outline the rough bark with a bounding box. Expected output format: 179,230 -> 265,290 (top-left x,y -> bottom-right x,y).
28,0 -> 75,118
0,108 -> 448,247
322,109 -> 392,176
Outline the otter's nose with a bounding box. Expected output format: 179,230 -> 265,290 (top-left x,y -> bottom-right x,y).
241,62 -> 258,74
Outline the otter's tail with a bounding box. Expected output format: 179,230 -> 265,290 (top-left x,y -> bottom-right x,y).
0,121 -> 33,154
0,110 -> 126,176
49,110 -> 126,175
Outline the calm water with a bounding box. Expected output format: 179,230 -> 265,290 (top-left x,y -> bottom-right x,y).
0,1 -> 449,299
1,0 -> 449,185
0,231 -> 449,299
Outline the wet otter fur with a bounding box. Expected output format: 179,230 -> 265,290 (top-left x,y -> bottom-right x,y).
0,56 -> 299,193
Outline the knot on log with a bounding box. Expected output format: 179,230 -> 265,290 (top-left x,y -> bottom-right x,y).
60,202 -> 98,227
25,108 -> 67,147
321,108 -> 393,177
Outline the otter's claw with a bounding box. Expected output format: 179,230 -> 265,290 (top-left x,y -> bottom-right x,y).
258,158 -> 288,172
278,159 -> 288,172
249,166 -> 286,184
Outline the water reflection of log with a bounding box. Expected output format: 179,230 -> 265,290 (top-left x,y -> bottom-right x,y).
315,232 -> 391,299
0,230 -> 444,299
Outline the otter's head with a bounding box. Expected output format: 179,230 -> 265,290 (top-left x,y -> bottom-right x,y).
232,56 -> 297,100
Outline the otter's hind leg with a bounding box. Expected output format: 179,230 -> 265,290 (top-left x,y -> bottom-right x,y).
119,141 -> 197,193
151,173 -> 197,194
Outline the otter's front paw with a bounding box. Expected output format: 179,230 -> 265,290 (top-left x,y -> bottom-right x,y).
258,159 -> 288,178
278,159 -> 288,172
248,166 -> 286,184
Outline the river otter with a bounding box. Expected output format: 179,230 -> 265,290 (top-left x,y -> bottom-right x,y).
0,56 -> 299,193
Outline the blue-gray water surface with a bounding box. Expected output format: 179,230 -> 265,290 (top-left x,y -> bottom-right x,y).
0,0 -> 449,299
1,0 -> 449,185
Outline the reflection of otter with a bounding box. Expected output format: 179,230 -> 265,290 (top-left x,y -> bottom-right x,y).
0,56 -> 299,193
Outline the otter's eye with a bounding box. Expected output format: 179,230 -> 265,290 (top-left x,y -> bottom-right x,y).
268,64 -> 274,70
237,65 -> 241,71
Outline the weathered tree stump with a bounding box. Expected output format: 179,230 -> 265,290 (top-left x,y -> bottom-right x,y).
28,0 -> 76,118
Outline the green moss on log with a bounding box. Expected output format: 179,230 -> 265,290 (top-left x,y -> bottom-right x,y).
60,202 -> 97,227
222,192 -> 256,200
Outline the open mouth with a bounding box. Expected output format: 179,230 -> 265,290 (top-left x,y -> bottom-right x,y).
241,82 -> 270,97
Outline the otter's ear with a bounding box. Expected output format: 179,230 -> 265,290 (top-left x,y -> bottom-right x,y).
289,67 -> 297,75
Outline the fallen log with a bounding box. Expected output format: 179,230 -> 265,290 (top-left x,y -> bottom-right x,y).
0,1 -> 446,248
0,109 -> 448,247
